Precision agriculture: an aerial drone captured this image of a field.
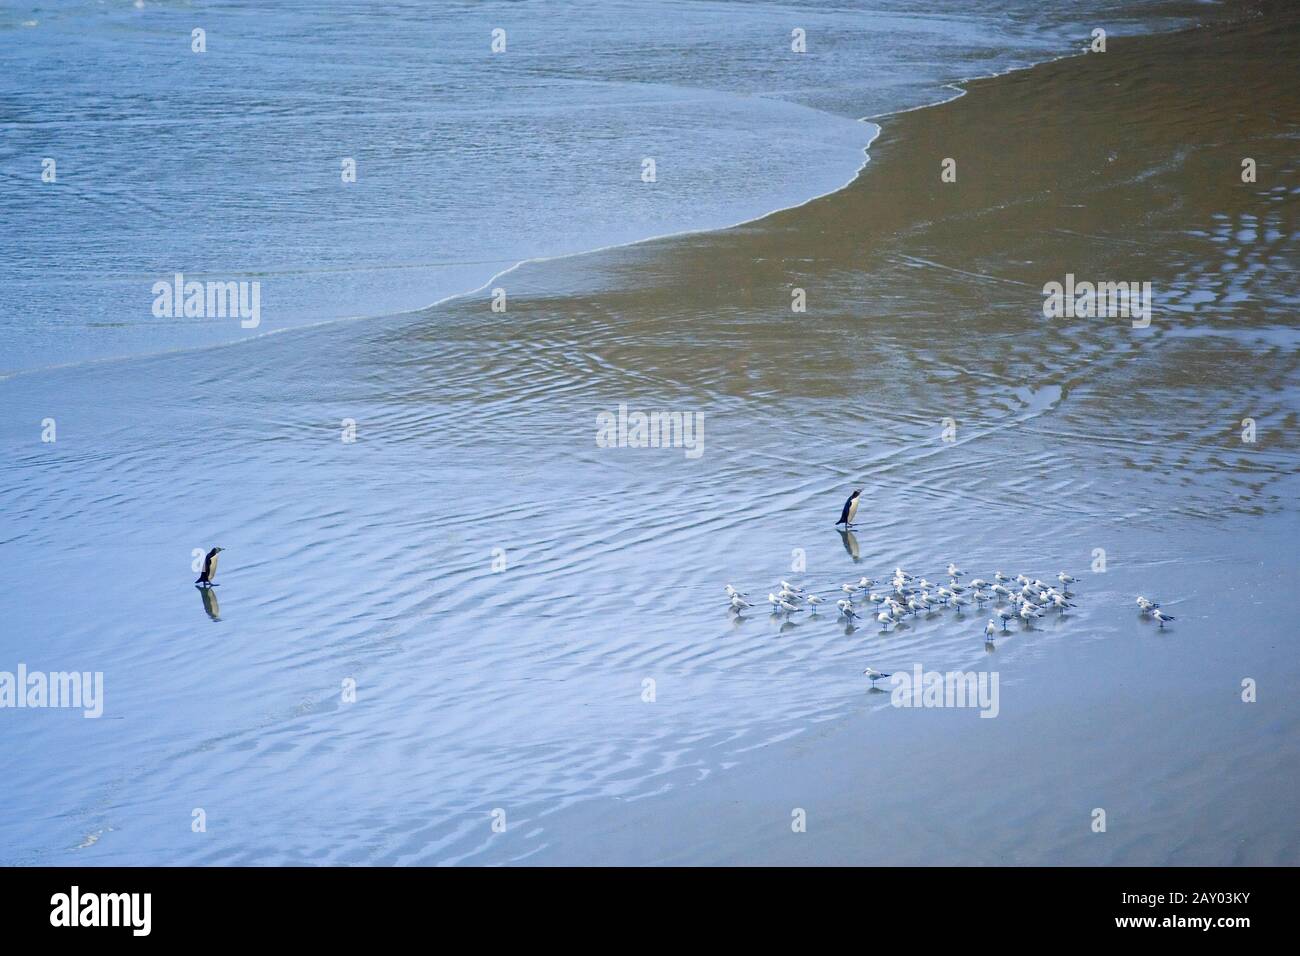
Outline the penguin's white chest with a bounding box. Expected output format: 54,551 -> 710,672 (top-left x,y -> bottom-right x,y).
847,497 -> 860,523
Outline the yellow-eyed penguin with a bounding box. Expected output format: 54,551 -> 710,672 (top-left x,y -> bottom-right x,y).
836,489 -> 862,528
196,547 -> 224,587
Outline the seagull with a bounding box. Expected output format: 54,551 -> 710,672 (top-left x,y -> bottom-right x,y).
729,594 -> 752,610
992,584 -> 1012,598
864,667 -> 892,685
841,582 -> 862,597
769,593 -> 802,613
1057,572 -> 1077,588
1153,608 -> 1175,627
876,611 -> 893,629
1136,596 -> 1159,613
868,592 -> 886,606
984,619 -> 998,640
780,580 -> 805,595
779,585 -> 804,602
1051,593 -> 1074,612
994,571 -> 1010,583
857,577 -> 876,589
1019,602 -> 1042,623
951,594 -> 971,613
724,584 -> 748,599
969,578 -> 988,589
837,599 -> 860,620
805,593 -> 826,607
996,607 -> 1015,630
947,563 -> 964,579
894,568 -> 914,582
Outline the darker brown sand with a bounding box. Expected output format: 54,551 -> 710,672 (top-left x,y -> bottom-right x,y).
441,0 -> 1299,865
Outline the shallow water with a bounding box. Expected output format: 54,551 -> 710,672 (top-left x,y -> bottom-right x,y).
1,0 -> 1199,373
1,0 -> 1296,866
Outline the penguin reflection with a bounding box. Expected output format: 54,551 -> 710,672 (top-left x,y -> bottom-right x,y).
197,584 -> 222,621
838,528 -> 861,562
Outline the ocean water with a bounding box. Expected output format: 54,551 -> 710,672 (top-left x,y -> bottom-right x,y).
1,0 -> 1196,374
3,0 -> 1293,868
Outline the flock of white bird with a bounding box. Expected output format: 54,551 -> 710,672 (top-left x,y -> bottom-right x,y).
724,564 -> 1177,641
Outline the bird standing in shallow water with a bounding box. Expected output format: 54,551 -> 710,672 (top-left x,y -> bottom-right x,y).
196,547 -> 224,587
836,489 -> 862,529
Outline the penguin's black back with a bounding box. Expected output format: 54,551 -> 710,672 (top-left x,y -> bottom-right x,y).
197,547 -> 219,583
837,494 -> 855,524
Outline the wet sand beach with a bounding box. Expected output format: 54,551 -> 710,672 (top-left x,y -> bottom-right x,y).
1,0 -> 1296,865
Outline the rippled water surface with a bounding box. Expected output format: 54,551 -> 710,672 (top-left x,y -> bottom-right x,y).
2,0 -> 1296,865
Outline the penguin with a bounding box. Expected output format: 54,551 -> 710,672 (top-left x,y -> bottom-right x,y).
836,489 -> 862,528
196,547 -> 224,587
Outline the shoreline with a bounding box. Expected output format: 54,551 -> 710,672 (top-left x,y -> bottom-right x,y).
0,6 -> 1225,387
1,0 -> 1295,866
